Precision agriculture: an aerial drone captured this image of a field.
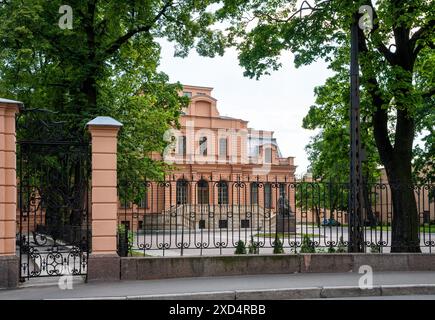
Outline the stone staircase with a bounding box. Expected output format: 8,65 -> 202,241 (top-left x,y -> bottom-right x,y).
141,205 -> 296,232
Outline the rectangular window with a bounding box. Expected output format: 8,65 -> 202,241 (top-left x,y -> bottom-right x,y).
138,193 -> 148,208
241,219 -> 250,228
219,138 -> 227,158
178,136 -> 186,156
219,219 -> 228,229
183,91 -> 192,97
265,148 -> 272,163
279,184 -> 286,198
264,183 -> 272,209
199,136 -> 207,156
250,183 -> 259,205
199,219 -> 206,229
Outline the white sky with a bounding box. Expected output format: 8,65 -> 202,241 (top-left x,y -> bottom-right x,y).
157,39 -> 333,176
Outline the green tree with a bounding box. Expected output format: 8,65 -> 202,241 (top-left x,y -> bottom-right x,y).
216,0 -> 434,252
302,74 -> 382,226
0,0 -> 226,178
0,0 -> 227,232
296,181 -> 349,227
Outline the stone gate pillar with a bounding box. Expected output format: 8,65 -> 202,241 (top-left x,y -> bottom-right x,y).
86,116 -> 122,281
0,98 -> 21,288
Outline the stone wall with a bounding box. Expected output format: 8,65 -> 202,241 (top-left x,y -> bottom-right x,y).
118,253 -> 435,281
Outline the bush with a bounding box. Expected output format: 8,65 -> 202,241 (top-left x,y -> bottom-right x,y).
370,243 -> 381,253
328,244 -> 336,253
336,236 -> 347,253
273,235 -> 284,254
300,234 -> 315,253
117,224 -> 134,256
235,240 -> 247,254
248,236 -> 260,254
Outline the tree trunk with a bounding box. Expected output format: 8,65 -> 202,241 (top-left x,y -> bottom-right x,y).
385,156 -> 421,252
362,174 -> 377,227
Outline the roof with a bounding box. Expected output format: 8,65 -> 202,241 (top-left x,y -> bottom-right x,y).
86,116 -> 123,127
182,84 -> 214,90
0,98 -> 23,106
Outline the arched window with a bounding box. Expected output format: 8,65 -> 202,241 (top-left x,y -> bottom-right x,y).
217,181 -> 228,205
197,179 -> 209,204
199,136 -> 207,156
176,179 -> 188,204
264,183 -> 272,209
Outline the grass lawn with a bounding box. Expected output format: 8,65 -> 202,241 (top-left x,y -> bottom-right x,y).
297,222 -> 349,227
254,232 -> 322,238
371,224 -> 435,233
129,250 -> 153,257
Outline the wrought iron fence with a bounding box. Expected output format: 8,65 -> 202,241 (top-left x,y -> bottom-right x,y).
117,177 -> 435,256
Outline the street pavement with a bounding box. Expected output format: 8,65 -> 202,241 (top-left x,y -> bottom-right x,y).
323,295 -> 435,300
1,271 -> 435,300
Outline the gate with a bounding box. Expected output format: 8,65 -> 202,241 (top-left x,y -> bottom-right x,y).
16,116 -> 91,281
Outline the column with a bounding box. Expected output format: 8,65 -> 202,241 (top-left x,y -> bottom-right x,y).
86,116 -> 122,281
0,98 -> 21,288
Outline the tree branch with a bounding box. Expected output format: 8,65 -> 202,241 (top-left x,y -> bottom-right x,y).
410,16 -> 434,45
254,0 -> 330,23
359,28 -> 394,165
366,0 -> 397,65
422,87 -> 435,99
411,19 -> 435,57
103,0 -> 173,57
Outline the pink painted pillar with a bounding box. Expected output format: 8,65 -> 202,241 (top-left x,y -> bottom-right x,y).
0,98 -> 21,288
86,116 -> 122,281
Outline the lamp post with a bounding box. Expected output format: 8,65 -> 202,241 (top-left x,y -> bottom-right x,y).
348,5 -> 372,252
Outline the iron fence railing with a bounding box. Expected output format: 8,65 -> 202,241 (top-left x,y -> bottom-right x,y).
117,177 -> 434,256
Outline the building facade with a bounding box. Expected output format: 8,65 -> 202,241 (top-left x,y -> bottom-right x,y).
117,85 -> 297,232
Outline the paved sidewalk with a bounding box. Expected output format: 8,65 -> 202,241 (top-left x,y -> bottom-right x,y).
1,271 -> 435,300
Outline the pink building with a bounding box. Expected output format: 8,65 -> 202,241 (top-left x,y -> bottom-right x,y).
118,85 -> 297,232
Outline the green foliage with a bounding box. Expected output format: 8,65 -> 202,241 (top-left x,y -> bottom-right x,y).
328,244 -> 336,253
300,234 -> 315,253
337,236 -> 347,253
213,0 -> 434,251
272,235 -> 284,254
370,243 -> 381,253
0,0 -> 226,181
118,224 -> 134,256
235,240 -> 247,254
248,235 -> 260,254
295,182 -> 348,226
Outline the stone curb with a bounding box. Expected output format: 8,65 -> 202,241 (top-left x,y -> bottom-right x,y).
320,286 -> 382,298
50,284 -> 435,300
127,291 -> 236,300
381,284 -> 435,296
235,287 -> 322,300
